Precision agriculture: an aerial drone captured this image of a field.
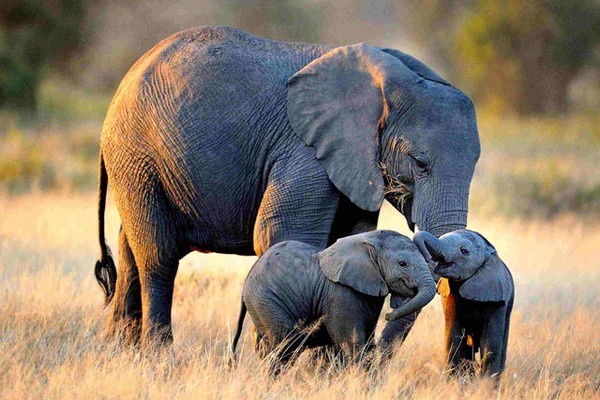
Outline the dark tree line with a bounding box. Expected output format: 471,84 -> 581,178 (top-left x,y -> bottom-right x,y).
406,0 -> 600,115
0,0 -> 93,109
1,0 -> 599,115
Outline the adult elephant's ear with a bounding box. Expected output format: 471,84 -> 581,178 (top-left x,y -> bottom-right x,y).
459,254 -> 513,303
287,44 -> 418,212
379,48 -> 450,86
318,232 -> 388,297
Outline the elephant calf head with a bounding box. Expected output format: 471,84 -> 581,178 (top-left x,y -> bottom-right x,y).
413,230 -> 513,303
318,230 -> 436,320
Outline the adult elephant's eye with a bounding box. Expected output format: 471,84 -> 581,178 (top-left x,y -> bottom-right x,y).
398,261 -> 408,267
460,247 -> 470,255
411,154 -> 430,174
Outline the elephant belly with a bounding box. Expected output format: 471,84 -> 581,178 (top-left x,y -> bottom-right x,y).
301,326 -> 333,348
455,303 -> 486,351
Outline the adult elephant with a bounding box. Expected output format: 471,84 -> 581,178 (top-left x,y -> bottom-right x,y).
95,26 -> 480,346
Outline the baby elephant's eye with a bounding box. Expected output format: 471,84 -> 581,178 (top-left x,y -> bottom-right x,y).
398,261 -> 408,267
460,247 -> 470,255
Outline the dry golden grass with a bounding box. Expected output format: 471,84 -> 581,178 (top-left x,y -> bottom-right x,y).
1,193 -> 599,399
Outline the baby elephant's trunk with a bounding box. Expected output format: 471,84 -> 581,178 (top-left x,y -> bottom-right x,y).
385,270 -> 436,321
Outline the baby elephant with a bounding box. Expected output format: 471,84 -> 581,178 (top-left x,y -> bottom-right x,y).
414,230 -> 514,378
231,230 -> 436,370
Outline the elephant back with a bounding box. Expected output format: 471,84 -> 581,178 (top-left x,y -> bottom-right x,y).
250,241 -> 319,276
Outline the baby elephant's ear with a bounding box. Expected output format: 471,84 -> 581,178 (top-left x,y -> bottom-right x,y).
459,254 -> 513,303
318,234 -> 388,297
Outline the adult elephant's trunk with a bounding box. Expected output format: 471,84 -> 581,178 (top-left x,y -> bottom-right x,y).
412,177 -> 470,238
385,269 -> 436,321
413,231 -> 448,263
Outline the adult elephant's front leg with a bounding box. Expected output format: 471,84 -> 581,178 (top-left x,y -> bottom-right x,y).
253,152 -> 340,254
327,194 -> 379,244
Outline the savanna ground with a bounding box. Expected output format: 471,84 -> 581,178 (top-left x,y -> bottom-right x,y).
1,92 -> 600,398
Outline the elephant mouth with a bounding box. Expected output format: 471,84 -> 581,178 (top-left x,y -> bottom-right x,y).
402,283 -> 418,297
433,261 -> 455,274
394,287 -> 417,298
389,278 -> 417,297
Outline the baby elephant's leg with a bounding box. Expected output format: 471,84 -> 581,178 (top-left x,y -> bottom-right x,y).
443,297 -> 475,375
255,318 -> 306,376
446,327 -> 475,375
480,310 -> 507,378
333,327 -> 375,367
327,297 -> 379,368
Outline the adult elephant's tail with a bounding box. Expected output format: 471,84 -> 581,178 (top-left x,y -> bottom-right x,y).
95,150 -> 117,306
229,300 -> 247,367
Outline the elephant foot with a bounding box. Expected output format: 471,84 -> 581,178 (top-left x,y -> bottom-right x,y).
444,359 -> 476,380
487,372 -> 502,390
140,325 -> 174,351
103,315 -> 142,347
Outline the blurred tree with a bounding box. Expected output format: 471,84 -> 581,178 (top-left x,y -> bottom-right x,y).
80,0 -> 323,91
401,0 -> 470,81
3,0 -> 597,116
229,0 -> 322,43
0,0 -> 92,110
454,0 -> 600,115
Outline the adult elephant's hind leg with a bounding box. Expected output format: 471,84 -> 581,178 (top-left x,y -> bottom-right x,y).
121,181 -> 182,348
105,227 -> 142,344
138,253 -> 179,348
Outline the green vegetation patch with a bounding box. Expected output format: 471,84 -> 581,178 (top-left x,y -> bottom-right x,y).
486,171 -> 600,219
0,121 -> 100,194
470,114 -> 600,220
1,109 -> 599,222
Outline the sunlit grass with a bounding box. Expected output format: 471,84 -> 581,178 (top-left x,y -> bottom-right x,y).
1,195 -> 599,398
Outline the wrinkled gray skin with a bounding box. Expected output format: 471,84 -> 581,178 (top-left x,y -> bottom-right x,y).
413,230 -> 514,379
231,231 -> 436,370
94,26 -> 480,345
